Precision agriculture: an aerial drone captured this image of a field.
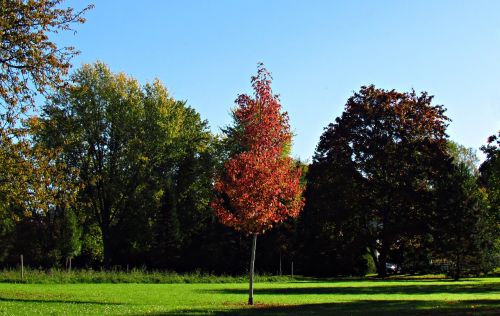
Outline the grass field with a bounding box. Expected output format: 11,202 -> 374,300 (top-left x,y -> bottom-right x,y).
0,268 -> 294,284
0,277 -> 499,315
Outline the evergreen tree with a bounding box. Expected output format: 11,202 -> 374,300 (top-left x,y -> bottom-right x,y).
433,162 -> 495,279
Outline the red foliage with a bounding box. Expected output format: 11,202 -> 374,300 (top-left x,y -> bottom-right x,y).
211,65 -> 304,235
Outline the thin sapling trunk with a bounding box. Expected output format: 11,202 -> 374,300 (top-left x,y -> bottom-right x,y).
248,234 -> 257,305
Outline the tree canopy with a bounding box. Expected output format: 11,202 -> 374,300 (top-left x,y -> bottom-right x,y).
212,65 -> 304,236
0,1 -> 90,254
38,62 -> 214,267
0,2 -> 497,277
0,0 -> 92,126
302,85 -> 452,277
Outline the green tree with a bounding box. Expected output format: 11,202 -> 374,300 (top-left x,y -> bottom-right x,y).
433,160 -> 495,279
480,132 -> 500,220
399,141 -> 482,275
40,62 -> 145,266
479,131 -> 500,270
448,141 -> 479,175
137,79 -> 214,269
56,207 -> 82,270
39,62 -> 213,268
298,156 -> 369,276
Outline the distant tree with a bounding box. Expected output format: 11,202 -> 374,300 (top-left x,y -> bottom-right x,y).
298,113 -> 371,276
38,62 -> 213,268
433,159 -> 495,279
38,62 -> 144,267
298,149 -> 369,276
479,131 -> 500,270
480,132 -> 500,215
138,80 -> 214,270
79,223 -> 103,266
212,65 -> 304,304
56,207 -> 82,270
448,141 -> 479,175
307,85 -> 451,277
2,141 -> 82,269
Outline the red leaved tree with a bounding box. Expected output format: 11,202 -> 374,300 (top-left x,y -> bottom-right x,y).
212,64 -> 304,305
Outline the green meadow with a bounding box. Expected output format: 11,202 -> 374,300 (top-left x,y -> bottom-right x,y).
0,277 -> 499,315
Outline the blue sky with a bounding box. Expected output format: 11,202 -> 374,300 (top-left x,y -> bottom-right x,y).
59,0 -> 500,161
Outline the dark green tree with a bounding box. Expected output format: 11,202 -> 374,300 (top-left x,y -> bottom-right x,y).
433,160 -> 495,279
479,131 -> 500,270
480,132 -> 500,223
400,141 -> 481,275
298,153 -> 369,276
56,207 -> 82,270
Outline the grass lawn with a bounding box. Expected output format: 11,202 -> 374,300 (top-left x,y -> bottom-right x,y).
0,277 -> 499,315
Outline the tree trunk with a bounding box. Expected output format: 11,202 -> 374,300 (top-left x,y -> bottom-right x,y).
454,252 -> 461,280
279,250 -> 282,276
368,246 -> 379,274
248,234 -> 257,305
377,245 -> 388,277
102,227 -> 112,269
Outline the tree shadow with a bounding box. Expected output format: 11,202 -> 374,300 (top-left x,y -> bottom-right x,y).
290,276 -> 498,283
130,300 -> 500,316
0,296 -> 124,305
206,282 -> 500,295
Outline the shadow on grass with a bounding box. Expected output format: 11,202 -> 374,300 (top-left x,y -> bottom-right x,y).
289,276 -> 451,283
131,300 -> 500,316
206,282 -> 500,296
0,296 -> 124,305
289,276 -> 500,284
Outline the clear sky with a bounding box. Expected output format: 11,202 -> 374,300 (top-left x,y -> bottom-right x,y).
59,0 -> 500,161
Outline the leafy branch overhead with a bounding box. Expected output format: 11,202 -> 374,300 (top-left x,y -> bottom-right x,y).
0,0 -> 93,126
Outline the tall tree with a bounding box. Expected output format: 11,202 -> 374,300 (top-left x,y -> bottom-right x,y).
0,0 -> 91,259
480,132 -> 500,217
41,63 -> 145,267
138,80 -> 214,269
39,62 -> 213,268
56,207 -> 82,270
307,85 -> 451,277
433,159 -> 494,279
479,131 -> 500,270
0,121 -> 79,262
298,155 -> 370,276
212,65 -> 304,305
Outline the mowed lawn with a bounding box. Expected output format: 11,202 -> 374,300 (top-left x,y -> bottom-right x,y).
0,278 -> 499,315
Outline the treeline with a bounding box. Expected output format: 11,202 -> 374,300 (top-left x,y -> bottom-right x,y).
0,62 -> 498,279
1,1 -> 498,280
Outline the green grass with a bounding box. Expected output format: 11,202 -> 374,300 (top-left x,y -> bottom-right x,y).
0,277 -> 499,315
0,268 -> 294,284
